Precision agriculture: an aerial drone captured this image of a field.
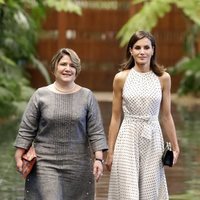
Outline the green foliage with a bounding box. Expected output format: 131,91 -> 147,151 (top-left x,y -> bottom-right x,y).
0,1 -> 38,118
0,0 -> 81,119
118,0 -> 200,46
169,23 -> 200,96
176,0 -> 200,26
184,24 -> 200,58
117,0 -> 200,96
43,0 -> 82,14
117,0 -> 172,46
0,50 -> 35,117
168,56 -> 200,96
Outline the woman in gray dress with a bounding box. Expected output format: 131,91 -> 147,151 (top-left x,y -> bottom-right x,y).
14,48 -> 108,200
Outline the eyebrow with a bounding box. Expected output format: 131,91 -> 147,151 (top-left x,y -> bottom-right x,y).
134,45 -> 150,48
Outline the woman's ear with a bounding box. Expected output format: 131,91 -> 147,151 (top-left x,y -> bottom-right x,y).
152,46 -> 155,56
129,47 -> 132,55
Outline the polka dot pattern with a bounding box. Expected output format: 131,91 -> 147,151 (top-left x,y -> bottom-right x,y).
108,68 -> 169,200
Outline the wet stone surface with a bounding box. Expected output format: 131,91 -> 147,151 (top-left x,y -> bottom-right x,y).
0,101 -> 200,199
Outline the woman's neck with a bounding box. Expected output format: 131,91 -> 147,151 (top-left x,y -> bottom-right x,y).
54,81 -> 76,93
134,65 -> 150,73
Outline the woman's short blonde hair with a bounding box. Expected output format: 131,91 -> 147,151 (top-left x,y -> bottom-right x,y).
50,48 -> 81,76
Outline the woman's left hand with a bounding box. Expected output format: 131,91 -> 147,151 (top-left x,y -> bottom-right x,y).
93,160 -> 103,182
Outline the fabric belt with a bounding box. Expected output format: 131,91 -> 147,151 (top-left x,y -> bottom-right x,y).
124,114 -> 158,140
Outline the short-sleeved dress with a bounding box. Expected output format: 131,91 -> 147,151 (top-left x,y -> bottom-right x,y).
14,87 -> 108,200
108,68 -> 169,200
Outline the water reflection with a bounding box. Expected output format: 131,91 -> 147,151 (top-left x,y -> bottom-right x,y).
168,104 -> 200,199
0,102 -> 199,199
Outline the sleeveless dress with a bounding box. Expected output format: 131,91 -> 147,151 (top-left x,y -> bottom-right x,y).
108,68 -> 169,200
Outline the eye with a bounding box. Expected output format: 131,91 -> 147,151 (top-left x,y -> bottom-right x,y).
69,64 -> 76,68
60,62 -> 67,66
144,45 -> 150,50
134,45 -> 141,50
134,46 -> 141,50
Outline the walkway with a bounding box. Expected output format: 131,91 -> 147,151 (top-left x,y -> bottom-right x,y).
94,92 -> 113,102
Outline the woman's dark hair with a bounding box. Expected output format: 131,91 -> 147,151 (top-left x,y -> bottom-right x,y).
121,30 -> 164,76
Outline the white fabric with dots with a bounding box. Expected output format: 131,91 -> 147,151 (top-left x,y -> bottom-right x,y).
108,68 -> 169,200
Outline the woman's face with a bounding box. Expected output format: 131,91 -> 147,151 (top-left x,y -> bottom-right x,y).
54,54 -> 77,83
130,37 -> 154,67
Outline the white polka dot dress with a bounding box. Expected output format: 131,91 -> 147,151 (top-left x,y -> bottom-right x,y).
108,68 -> 169,200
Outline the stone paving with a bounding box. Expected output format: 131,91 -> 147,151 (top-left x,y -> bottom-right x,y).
94,92 -> 113,102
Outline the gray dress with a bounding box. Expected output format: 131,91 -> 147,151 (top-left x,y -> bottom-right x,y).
14,87 -> 108,200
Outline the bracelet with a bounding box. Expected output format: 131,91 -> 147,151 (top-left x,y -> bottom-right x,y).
95,158 -> 104,164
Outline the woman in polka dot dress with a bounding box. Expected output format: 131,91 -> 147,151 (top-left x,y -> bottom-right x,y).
106,31 -> 180,200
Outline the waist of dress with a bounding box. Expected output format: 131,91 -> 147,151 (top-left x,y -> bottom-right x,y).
123,114 -> 159,140
35,142 -> 91,155
123,114 -> 158,123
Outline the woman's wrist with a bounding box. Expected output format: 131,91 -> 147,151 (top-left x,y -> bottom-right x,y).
95,158 -> 104,164
173,148 -> 180,153
172,144 -> 180,152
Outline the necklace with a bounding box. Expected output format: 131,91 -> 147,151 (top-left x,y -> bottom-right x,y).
53,82 -> 76,94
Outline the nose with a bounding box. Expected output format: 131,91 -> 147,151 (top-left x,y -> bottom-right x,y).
139,48 -> 145,54
65,64 -> 71,70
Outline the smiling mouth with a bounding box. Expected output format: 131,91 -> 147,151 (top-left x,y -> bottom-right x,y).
62,73 -> 72,76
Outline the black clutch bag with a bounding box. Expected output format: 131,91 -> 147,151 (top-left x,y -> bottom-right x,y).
162,142 -> 173,167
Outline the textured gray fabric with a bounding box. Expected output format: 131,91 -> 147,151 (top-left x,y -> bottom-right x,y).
14,86 -> 108,200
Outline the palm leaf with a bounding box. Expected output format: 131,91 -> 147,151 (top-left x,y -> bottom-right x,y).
117,0 -> 172,46
30,55 -> 51,84
176,0 -> 200,26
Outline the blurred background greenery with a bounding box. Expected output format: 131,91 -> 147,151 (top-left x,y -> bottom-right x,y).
0,0 -> 199,120
0,1 -> 200,199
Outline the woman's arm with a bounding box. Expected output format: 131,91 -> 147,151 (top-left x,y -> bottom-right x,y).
86,91 -> 108,181
14,90 -> 40,172
14,90 -> 40,149
159,72 -> 180,165
106,71 -> 128,171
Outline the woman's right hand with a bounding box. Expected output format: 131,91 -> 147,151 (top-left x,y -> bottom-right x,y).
105,152 -> 113,171
15,148 -> 26,173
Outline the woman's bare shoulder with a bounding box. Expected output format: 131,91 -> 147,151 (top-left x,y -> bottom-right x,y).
113,69 -> 131,90
159,71 -> 171,83
159,71 -> 171,89
114,69 -> 130,82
